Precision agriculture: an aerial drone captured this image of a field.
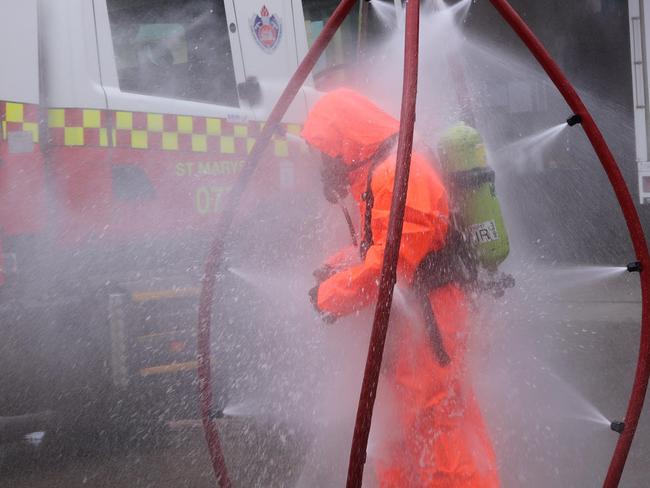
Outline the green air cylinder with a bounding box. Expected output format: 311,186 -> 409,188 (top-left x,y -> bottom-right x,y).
438,123 -> 510,271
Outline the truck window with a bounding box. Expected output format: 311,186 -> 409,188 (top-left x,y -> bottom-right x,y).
106,0 -> 239,107
302,1 -> 388,90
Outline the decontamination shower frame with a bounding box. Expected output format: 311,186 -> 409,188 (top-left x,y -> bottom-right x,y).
195,1 -> 650,487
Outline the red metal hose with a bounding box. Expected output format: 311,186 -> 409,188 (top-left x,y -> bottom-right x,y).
196,1 -> 359,486
345,0 -> 421,486
489,1 -> 650,486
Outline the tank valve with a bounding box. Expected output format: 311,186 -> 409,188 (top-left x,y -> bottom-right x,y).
627,261 -> 643,273
209,408 -> 225,420
566,114 -> 582,126
610,420 -> 625,434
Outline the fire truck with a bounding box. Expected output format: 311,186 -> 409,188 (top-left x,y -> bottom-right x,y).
0,0 -> 388,442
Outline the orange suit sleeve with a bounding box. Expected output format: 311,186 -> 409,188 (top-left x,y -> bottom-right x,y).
323,245 -> 359,270
317,154 -> 449,317
317,235 -> 386,316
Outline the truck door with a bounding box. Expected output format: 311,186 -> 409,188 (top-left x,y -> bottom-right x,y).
0,0 -> 45,262
91,0 -> 271,238
95,0 -> 252,120
231,1 -> 309,121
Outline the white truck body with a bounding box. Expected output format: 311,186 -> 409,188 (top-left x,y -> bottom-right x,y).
629,0 -> 650,203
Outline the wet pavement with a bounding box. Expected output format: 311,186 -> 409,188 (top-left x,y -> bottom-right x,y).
476,268 -> 650,488
0,418 -> 304,488
1,273 -> 649,487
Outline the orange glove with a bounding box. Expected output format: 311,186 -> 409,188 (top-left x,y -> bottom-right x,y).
308,284 -> 337,324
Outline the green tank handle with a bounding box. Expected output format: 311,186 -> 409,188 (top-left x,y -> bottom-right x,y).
438,122 -> 488,173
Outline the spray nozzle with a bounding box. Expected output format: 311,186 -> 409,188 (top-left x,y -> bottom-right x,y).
610,420 -> 625,434
209,408 -> 225,420
566,114 -> 582,127
476,273 -> 515,298
627,261 -> 643,273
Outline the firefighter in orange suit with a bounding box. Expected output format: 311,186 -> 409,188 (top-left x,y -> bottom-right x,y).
302,88 -> 499,487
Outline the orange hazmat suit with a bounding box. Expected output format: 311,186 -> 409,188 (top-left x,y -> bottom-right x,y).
301,88 -> 499,487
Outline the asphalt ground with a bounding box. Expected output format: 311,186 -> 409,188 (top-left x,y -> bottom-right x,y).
0,419 -> 304,488
1,272 -> 648,487
474,268 -> 650,488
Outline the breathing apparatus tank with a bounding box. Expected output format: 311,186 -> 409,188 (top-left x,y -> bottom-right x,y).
438,123 -> 510,272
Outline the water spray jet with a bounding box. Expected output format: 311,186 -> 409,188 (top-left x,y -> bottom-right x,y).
445,0 -> 472,18
195,1 -> 650,486
368,0 -> 398,28
495,122 -> 567,166
195,2 -> 359,486
488,2 -> 650,485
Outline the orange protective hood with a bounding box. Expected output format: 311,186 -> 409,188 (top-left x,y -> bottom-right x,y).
301,88 -> 399,167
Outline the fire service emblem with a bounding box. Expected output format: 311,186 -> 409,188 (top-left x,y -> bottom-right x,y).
250,5 -> 282,53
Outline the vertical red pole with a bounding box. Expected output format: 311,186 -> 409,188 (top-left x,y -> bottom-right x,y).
345,1 -> 421,486
488,1 -> 650,486
196,1 -> 360,486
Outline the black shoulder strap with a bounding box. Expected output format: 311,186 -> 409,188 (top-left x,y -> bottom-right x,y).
358,136 -> 398,260
359,157 -> 382,260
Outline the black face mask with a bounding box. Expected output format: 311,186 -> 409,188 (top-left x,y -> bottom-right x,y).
320,154 -> 350,203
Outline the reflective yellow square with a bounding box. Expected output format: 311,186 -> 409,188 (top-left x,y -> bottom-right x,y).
177,115 -> 193,134
131,130 -> 148,149
147,114 -> 164,132
234,125 -> 248,137
116,112 -> 133,130
22,122 -> 39,143
99,128 -> 109,147
48,109 -> 65,128
64,127 -> 84,146
6,103 -> 24,122
83,109 -> 101,129
162,132 -> 178,151
206,118 -> 221,135
287,124 -> 301,135
192,134 -> 207,152
274,140 -> 289,157
220,136 -> 235,154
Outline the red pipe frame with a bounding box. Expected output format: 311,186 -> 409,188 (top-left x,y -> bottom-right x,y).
196,0 -> 650,486
196,1 -> 359,486
346,0 -> 421,486
489,1 -> 650,486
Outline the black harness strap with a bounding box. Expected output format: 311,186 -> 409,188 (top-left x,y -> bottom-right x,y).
357,147 -> 474,367
340,203 -> 358,247
358,136 -> 398,260
447,166 -> 495,189
419,293 -> 451,367
412,245 -> 462,368
360,162 -> 378,260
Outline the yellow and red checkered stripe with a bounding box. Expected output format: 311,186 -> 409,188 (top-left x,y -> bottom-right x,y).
47,108 -> 301,157
48,108 -> 111,148
0,101 -> 40,143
